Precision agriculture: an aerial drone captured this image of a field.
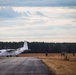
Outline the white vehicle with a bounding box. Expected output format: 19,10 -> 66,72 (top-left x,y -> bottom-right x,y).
0,41 -> 30,57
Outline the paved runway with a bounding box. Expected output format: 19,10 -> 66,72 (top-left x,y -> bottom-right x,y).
0,57 -> 50,75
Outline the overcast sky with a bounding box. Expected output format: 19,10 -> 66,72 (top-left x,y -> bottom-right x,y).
0,0 -> 76,42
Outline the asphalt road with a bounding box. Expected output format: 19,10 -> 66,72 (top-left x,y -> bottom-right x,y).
0,57 -> 50,75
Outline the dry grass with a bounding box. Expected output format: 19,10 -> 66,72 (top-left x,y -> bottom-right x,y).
40,53 -> 76,75
19,53 -> 76,75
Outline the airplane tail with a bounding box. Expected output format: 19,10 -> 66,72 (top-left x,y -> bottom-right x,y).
15,41 -> 30,55
23,41 -> 28,50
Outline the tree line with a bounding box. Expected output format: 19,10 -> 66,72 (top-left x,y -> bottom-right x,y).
0,42 -> 76,53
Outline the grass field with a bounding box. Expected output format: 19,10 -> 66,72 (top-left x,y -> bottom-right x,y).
19,53 -> 76,75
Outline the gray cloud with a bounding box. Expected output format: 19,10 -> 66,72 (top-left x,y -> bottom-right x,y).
0,0 -> 76,6
36,11 -> 45,16
0,7 -> 20,18
0,7 -> 46,19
